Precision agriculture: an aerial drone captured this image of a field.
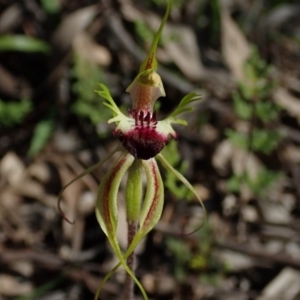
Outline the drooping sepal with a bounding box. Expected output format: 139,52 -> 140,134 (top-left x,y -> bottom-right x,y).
95,152 -> 134,236
94,152 -> 148,300
157,153 -> 206,235
94,158 -> 164,300
139,158 -> 164,235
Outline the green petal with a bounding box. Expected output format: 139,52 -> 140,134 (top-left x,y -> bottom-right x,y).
95,83 -> 125,120
168,92 -> 202,120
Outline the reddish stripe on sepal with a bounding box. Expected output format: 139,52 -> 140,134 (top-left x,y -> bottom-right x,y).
96,153 -> 134,237
140,158 -> 164,236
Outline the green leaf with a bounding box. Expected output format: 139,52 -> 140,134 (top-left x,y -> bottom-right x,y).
247,169 -> 282,196
0,99 -> 31,128
254,101 -> 281,123
0,35 -> 50,53
238,82 -> 255,99
40,0 -> 61,14
225,129 -> 249,150
251,129 -> 282,154
233,93 -> 252,120
27,118 -> 54,156
227,169 -> 282,197
72,56 -> 112,131
227,174 -> 244,193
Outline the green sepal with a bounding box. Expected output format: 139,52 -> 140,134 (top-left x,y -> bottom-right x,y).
139,0 -> 172,72
94,153 -> 148,300
157,153 -> 206,235
94,158 -> 164,300
139,158 -> 164,235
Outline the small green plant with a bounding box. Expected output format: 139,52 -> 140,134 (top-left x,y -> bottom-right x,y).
166,219 -> 227,284
226,46 -> 282,196
0,99 -> 32,128
71,55 -> 111,136
225,128 -> 282,155
227,168 -> 282,196
161,140 -> 193,200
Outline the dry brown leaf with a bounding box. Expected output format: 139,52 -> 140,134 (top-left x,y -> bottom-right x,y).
273,87 -> 300,124
0,274 -> 33,296
52,5 -> 99,52
212,138 -> 261,179
0,65 -> 21,97
258,267 -> 300,300
231,146 -> 261,179
259,200 -> 291,224
0,4 -> 22,33
221,10 -> 251,82
283,144 -> 300,163
73,33 -> 112,66
10,260 -> 34,277
212,139 -> 233,176
0,152 -> 47,203
56,165 -> 84,241
163,24 -> 205,81
27,161 -> 51,183
0,152 -> 26,188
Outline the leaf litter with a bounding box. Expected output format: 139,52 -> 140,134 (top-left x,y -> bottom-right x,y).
0,0 -> 300,299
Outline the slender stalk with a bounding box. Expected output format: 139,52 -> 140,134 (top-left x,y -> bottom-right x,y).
124,221 -> 138,300
124,160 -> 143,300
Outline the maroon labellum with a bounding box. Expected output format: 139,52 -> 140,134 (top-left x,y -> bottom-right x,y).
117,110 -> 168,159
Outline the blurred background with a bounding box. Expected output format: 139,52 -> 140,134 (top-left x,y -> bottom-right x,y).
0,0 -> 300,299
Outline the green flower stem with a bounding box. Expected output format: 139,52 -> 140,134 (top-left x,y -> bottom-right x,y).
124,221 -> 138,300
126,159 -> 143,222
124,159 -> 143,299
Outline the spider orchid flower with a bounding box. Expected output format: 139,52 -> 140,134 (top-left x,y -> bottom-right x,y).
58,1 -> 205,299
